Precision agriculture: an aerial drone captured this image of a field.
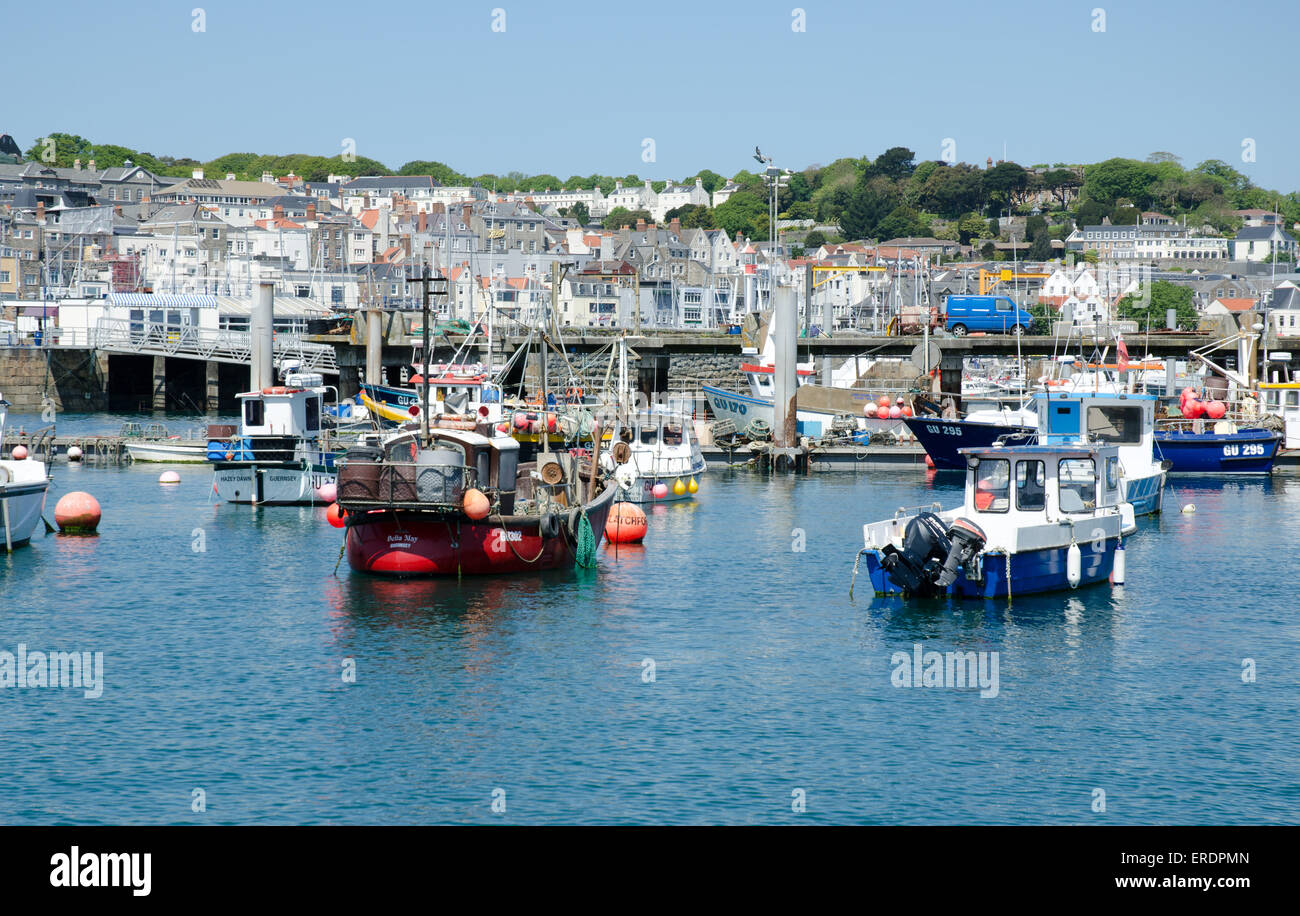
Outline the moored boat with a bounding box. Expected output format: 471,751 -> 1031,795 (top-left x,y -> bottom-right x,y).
0,397 -> 51,551
1153,425 -> 1281,474
856,440 -> 1133,598
337,427 -> 616,576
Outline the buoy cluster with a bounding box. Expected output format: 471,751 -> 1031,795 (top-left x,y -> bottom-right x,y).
511,410 -> 558,435
648,477 -> 698,499
864,395 -> 914,420
1179,386 -> 1227,421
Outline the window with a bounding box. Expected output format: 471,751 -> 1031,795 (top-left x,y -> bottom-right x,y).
1087,405 -> 1143,444
639,426 -> 658,445
305,397 -> 320,432
244,398 -> 265,426
1015,460 -> 1046,510
1058,458 -> 1096,513
663,424 -> 683,445
973,458 -> 1010,513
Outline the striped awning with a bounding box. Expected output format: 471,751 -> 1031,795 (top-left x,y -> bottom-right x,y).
109,293 -> 219,309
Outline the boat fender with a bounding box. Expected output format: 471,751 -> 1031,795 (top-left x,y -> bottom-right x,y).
1066,541 -> 1081,588
540,512 -> 561,539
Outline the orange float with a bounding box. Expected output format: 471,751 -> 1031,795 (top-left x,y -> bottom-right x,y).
605,502 -> 647,544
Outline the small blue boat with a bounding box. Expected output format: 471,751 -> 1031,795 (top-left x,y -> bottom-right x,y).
1154,427 -> 1282,474
856,441 -> 1134,598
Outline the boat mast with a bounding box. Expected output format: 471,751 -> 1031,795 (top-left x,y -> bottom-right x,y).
407,271 -> 445,447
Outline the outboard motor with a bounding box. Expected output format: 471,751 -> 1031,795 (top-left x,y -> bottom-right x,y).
936,517 -> 987,588
880,512 -> 952,596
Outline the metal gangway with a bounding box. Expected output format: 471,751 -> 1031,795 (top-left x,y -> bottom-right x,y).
90,318 -> 338,375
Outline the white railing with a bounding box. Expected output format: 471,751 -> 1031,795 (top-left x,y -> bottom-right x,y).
89,319 -> 338,374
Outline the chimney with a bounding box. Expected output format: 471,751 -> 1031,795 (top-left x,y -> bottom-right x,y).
273,204 -> 284,221
694,177 -> 703,188
87,158 -> 95,171
670,217 -> 681,235
262,171 -> 273,184
648,222 -> 657,234
36,201 -> 45,222
636,218 -> 646,232
417,211 -> 427,232
114,205 -> 123,217
73,158 -> 81,170
306,202 -> 316,222
192,168 -> 204,180
462,204 -> 472,227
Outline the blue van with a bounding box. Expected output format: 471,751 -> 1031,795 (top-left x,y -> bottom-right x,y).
944,295 -> 1034,336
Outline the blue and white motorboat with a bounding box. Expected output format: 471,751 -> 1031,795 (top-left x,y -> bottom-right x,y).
856,441 -> 1135,598
1034,391 -> 1167,516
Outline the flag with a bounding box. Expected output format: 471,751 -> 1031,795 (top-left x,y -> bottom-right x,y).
1116,333 -> 1130,371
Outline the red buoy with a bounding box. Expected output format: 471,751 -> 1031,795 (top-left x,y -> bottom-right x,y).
326,503 -> 346,528
605,502 -> 647,544
924,454 -> 935,469
1205,400 -> 1227,420
54,491 -> 101,534
462,487 -> 490,520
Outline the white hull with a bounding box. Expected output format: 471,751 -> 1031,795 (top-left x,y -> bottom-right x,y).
703,386 -> 906,438
0,482 -> 49,549
125,442 -> 209,463
214,466 -> 335,505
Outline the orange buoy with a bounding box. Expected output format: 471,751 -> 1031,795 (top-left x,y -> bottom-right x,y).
463,487 -> 490,520
1205,400 -> 1227,419
11,445 -> 27,460
876,395 -> 891,410
326,503 -> 346,528
924,454 -> 935,469
54,491 -> 101,533
605,501 -> 647,544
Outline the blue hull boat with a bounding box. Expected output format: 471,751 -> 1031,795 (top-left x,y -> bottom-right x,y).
1154,428 -> 1281,474
863,537 -> 1117,598
904,417 -> 1033,470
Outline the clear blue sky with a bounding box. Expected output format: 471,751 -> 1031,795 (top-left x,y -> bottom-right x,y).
7,0 -> 1297,190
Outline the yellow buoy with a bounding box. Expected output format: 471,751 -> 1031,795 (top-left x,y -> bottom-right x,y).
687,477 -> 699,494
672,478 -> 686,496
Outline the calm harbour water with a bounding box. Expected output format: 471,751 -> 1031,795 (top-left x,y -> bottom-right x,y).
2,413 -> 1299,824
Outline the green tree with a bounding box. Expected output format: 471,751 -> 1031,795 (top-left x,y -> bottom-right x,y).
1041,168 -> 1082,208
1082,158 -> 1160,207
874,205 -> 927,240
983,161 -> 1030,209
804,230 -> 827,250
665,203 -> 715,229
1074,199 -> 1109,226
561,202 -> 590,225
957,212 -> 993,245
839,176 -> 898,240
1117,281 -> 1198,330
714,191 -> 769,239
1028,233 -> 1053,261
865,146 -> 916,181
689,169 -> 725,194
603,207 -> 651,229
398,160 -> 469,184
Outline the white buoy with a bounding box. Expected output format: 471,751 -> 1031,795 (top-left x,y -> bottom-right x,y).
66,445 -> 83,462
159,470 -> 181,485
1066,542 -> 1082,588
1111,541 -> 1126,585
1181,503 -> 1196,514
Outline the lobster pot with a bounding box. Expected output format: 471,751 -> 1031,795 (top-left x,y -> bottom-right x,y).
415,447 -> 468,504
379,463 -> 418,502
337,447 -> 384,501
415,465 -> 465,503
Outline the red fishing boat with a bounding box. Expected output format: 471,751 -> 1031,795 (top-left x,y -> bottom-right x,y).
336,426 -> 617,576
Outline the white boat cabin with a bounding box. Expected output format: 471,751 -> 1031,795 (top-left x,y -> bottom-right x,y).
1034,391 -> 1159,473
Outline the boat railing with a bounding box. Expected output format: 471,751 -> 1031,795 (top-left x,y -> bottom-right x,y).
893,502 -> 944,520
336,457 -> 475,510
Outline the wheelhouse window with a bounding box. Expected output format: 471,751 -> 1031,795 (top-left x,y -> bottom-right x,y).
1058,458 -> 1097,513
305,396 -> 320,432
1015,459 -> 1046,510
662,423 -> 683,445
1087,405 -> 1143,444
243,398 -> 264,426
973,458 -> 1010,513
639,425 -> 659,445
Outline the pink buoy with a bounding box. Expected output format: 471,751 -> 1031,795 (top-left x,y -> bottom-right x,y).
652,482 -> 669,499
1205,400 -> 1227,420
54,491 -> 101,533
1183,399 -> 1205,420
316,482 -> 337,503
863,402 -> 878,417
513,413 -> 529,430
159,471 -> 180,484
924,454 -> 935,469
11,445 -> 27,460
888,405 -> 903,419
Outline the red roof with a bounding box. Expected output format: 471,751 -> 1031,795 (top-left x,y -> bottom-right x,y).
1214,297 -> 1256,312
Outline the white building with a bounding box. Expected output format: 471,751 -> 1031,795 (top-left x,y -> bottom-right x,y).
652,178 -> 709,221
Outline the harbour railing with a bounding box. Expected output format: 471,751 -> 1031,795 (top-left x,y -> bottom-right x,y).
89,318 -> 339,374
